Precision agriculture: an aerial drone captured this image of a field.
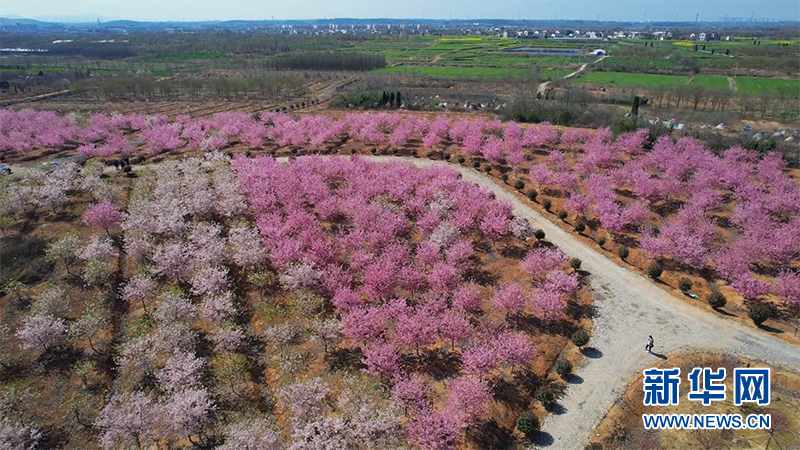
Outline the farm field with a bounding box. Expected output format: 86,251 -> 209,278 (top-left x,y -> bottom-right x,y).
735,76 -> 800,96
691,74 -> 731,91
573,71 -> 691,87
375,65 -> 570,80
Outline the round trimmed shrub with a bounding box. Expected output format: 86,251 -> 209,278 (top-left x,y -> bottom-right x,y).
484,164 -> 492,173
535,387 -> 555,404
570,258 -> 582,270
533,229 -> 545,240
748,303 -> 769,326
351,148 -> 357,154
543,199 -> 552,211
370,147 -> 377,154
571,330 -> 590,348
514,180 -> 525,190
597,237 -> 606,247
458,156 -> 466,164
647,262 -> 663,279
444,152 -> 451,160
555,359 -> 573,379
707,292 -> 727,309
558,210 -> 568,220
527,189 -> 538,202
473,161 -> 481,169
516,412 -> 540,438
618,247 -> 629,261
501,173 -> 509,182
679,278 -> 693,292
574,221 -> 586,233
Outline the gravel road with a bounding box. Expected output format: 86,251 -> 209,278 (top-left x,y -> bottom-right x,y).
368,156 -> 800,450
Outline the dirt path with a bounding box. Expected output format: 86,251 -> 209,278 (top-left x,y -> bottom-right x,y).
0,89 -> 71,107
538,55 -> 608,97
728,76 -> 738,93
563,55 -> 608,80
363,156 -> 800,450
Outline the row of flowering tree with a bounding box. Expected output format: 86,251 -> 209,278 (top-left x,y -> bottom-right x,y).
529,130 -> 799,308
0,109 -> 562,163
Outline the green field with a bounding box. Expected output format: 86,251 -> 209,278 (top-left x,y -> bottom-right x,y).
574,71 -> 690,87
375,65 -> 570,80
735,77 -> 800,96
691,75 -> 731,91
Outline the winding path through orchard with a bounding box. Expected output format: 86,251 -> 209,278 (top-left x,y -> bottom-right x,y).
364,156 -> 800,450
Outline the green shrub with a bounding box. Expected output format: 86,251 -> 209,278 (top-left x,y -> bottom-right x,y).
535,387 -> 555,404
679,278 -> 693,292
647,263 -> 663,279
558,210 -> 568,220
618,247 -> 629,261
516,412 -> 540,438
527,190 -> 538,202
574,221 -> 586,233
555,359 -> 573,379
458,156 -> 466,164
571,330 -> 590,348
570,258 -> 582,270
444,153 -> 451,160
484,164 -> 492,173
473,161 -> 481,169
597,237 -> 606,247
748,303 -> 769,325
707,292 -> 727,309
370,147 -> 377,154
543,199 -> 552,211
501,173 -> 509,182
534,229 -> 545,240
514,180 -> 525,190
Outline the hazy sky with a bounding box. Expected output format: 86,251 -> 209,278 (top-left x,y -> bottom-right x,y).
2,0 -> 798,22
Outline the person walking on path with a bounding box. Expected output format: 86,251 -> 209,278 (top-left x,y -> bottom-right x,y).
645,335 -> 654,353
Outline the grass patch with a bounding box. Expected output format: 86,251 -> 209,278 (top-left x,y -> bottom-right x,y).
575,71 -> 690,88
734,77 -> 800,96
692,75 -> 731,91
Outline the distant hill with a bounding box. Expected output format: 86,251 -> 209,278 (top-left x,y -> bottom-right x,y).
0,17 -> 47,26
